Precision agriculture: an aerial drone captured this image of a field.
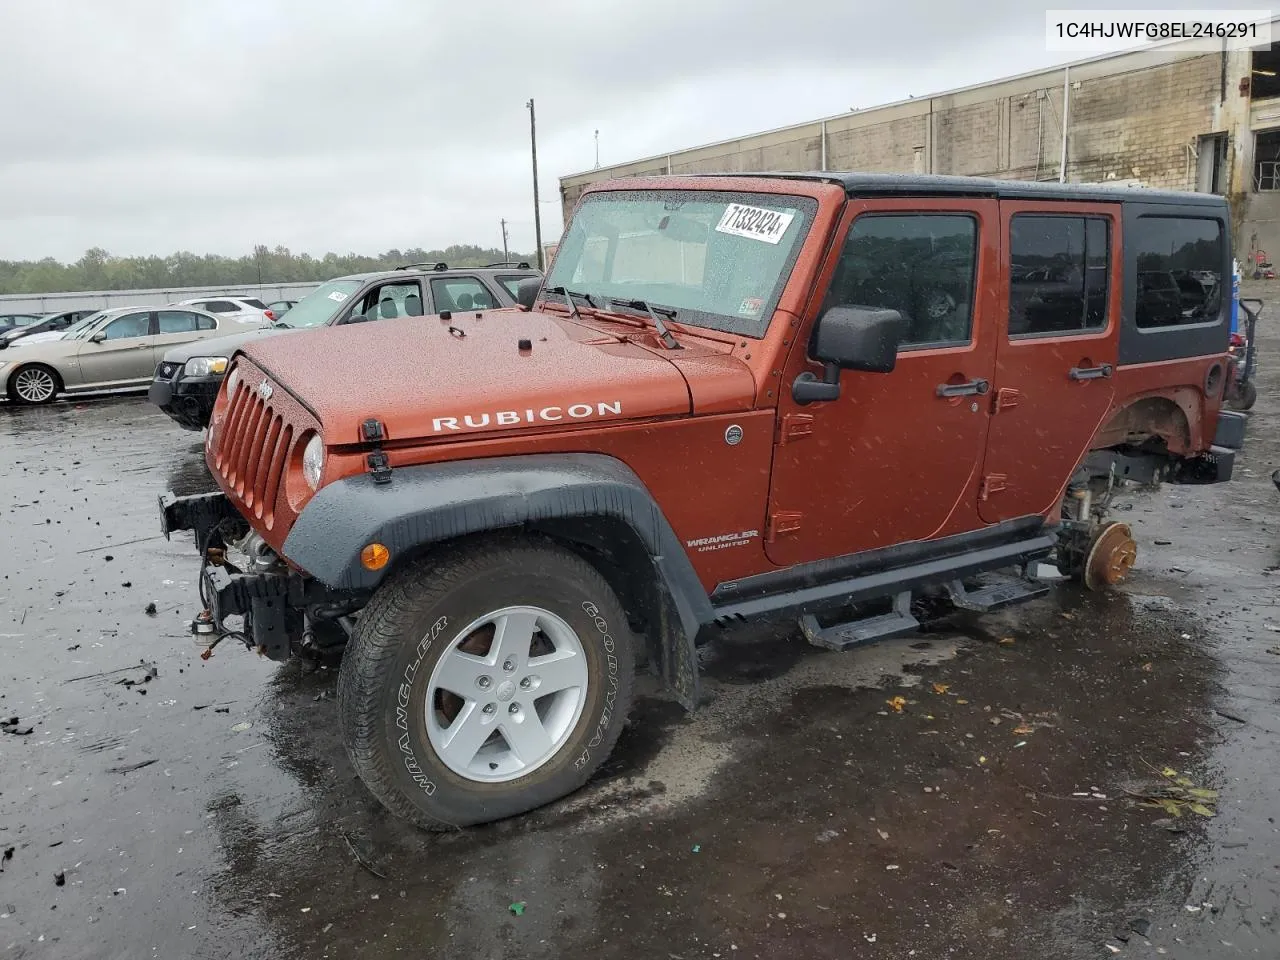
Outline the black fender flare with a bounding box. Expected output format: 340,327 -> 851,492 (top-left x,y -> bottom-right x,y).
282,453 -> 711,708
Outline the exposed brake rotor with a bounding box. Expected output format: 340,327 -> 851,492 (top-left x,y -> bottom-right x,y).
1083,521 -> 1137,591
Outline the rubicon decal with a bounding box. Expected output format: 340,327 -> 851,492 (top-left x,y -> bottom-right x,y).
432,400 -> 623,433
685,529 -> 760,553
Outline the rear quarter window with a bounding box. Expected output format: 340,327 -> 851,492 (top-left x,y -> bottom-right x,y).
1133,216 -> 1223,329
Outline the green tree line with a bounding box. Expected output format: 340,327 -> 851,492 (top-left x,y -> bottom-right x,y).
0,244 -> 538,295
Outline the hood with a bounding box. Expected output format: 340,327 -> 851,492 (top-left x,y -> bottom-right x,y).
162,324 -> 289,363
5,330 -> 64,347
239,308 -> 743,444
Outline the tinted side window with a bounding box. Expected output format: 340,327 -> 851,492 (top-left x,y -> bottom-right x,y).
1134,217 -> 1224,328
496,274 -> 535,298
431,277 -> 498,312
102,312 -> 151,340
204,300 -> 238,313
196,313 -> 216,330
157,310 -> 199,334
828,214 -> 978,347
241,298 -> 268,309
1008,215 -> 1110,336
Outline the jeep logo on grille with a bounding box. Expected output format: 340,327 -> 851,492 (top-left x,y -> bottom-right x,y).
257,380 -> 273,401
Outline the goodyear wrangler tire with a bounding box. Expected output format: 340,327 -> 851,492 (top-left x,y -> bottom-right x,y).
337,538 -> 636,830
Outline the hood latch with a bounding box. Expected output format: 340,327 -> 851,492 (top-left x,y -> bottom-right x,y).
361,418 -> 393,485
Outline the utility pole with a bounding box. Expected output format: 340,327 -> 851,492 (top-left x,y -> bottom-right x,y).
500,218 -> 510,263
594,129 -> 599,169
527,98 -> 544,271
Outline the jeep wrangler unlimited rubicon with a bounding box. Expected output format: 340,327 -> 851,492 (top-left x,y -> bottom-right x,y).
160,173 -> 1244,830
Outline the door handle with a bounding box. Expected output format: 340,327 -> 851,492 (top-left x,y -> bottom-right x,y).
1069,364 -> 1113,381
936,378 -> 989,398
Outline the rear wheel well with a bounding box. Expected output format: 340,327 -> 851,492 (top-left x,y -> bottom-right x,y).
1091,396 -> 1193,456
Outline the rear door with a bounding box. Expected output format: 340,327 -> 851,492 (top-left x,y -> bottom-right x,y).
151,310 -> 219,365
766,198 -> 1000,566
977,202 -> 1121,522
429,276 -> 502,313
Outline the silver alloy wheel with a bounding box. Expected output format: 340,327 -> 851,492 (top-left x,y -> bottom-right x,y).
424,605 -> 589,783
13,367 -> 56,403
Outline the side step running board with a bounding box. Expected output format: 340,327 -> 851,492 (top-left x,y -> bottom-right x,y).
800,591 -> 919,651
945,577 -> 1048,613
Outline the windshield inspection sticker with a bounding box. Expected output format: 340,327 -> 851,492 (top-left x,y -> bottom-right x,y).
738,296 -> 764,317
715,204 -> 795,244
327,290 -> 349,302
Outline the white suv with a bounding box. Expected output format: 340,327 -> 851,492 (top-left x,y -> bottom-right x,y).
174,296 -> 274,325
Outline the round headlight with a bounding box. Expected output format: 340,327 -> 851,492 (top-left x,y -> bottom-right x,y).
225,365 -> 240,396
184,356 -> 228,378
302,434 -> 325,490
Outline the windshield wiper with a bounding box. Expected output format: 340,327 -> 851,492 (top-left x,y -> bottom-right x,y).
544,285 -> 596,320
608,298 -> 680,350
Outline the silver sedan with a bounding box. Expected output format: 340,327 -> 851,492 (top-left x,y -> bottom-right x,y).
0,306 -> 229,405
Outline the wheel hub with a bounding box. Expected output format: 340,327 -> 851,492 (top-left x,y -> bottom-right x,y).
1083,521 -> 1137,591
424,605 -> 589,783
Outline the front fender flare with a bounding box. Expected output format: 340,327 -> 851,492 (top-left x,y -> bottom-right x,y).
283,453 -> 712,709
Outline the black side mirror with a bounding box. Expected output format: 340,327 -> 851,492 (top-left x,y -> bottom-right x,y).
792,306 -> 902,405
516,277 -> 542,310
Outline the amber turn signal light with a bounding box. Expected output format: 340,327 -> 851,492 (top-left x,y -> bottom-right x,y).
360,543 -> 390,571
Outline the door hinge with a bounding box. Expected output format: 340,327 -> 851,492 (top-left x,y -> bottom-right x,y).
992,387 -> 1022,414
766,510 -> 804,542
979,473 -> 1008,501
361,418 -> 393,485
779,413 -> 815,445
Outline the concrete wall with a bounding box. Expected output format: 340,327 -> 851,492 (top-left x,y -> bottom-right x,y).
559,40 -> 1271,254
0,281 -> 320,315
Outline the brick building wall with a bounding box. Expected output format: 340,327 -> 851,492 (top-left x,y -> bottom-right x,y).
560,47 -> 1248,233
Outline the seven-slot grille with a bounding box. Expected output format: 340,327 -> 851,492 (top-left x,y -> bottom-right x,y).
210,362 -> 300,529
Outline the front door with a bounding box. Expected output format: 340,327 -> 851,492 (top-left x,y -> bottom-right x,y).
977,202 -> 1121,522
766,199 -> 1000,567
74,310 -> 155,386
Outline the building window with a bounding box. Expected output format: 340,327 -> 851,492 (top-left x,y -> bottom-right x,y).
1008,215 -> 1110,336
1256,130 -> 1280,191
1252,43 -> 1280,99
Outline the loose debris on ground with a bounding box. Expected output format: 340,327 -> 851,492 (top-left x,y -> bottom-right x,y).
1128,764 -> 1218,818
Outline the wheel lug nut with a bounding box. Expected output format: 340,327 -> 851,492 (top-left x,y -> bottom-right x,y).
509,703 -> 520,714
477,676 -> 492,690
519,677 -> 531,690
502,659 -> 516,673
482,703 -> 496,715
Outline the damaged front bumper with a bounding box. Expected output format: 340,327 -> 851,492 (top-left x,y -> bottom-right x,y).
160,491 -> 363,660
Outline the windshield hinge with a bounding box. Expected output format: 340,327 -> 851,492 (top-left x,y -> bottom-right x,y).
361,418 -> 393,485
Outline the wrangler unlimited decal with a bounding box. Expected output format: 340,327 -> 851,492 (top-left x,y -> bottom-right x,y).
432,400 -> 623,433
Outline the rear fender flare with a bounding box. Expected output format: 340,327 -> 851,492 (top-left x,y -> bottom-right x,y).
282,453 -> 712,709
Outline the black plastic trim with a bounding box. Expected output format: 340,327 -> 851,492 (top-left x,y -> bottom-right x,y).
711,532 -> 1056,625
711,515 -> 1047,605
1214,410 -> 1247,450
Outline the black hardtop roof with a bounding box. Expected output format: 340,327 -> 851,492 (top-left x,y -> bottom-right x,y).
649,172 -> 1227,208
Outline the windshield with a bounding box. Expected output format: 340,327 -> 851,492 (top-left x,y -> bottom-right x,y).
274,279 -> 362,328
63,311 -> 106,335
545,190 -> 815,336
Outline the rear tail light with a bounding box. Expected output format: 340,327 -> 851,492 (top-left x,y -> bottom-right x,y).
264,310 -> 276,321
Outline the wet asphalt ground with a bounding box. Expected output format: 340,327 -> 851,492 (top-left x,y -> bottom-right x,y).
2,306 -> 1279,960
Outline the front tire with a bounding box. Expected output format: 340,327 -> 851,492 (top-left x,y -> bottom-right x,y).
7,364 -> 60,404
337,538 -> 635,830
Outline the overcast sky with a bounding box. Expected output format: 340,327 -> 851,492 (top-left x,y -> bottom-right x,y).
0,0 -> 1212,262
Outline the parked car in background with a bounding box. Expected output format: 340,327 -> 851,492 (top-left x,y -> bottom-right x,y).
1,305 -> 224,405
150,261 -> 542,430
0,309 -> 100,348
173,296 -> 274,325
266,300 -> 297,318
7,311 -> 105,347
0,314 -> 44,334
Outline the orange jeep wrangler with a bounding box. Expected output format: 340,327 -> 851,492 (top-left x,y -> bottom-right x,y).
160,173 -> 1244,829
